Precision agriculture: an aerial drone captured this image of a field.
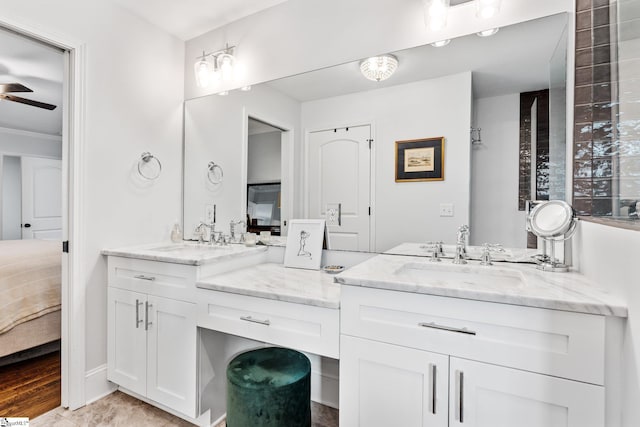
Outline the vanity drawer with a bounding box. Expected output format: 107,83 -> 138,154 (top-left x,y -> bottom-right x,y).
108,257 -> 196,302
197,289 -> 339,359
341,285 -> 605,385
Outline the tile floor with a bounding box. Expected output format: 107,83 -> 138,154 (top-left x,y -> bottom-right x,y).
31,391 -> 339,427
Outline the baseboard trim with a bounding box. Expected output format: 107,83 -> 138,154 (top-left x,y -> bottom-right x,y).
85,364 -> 117,405
311,369 -> 339,409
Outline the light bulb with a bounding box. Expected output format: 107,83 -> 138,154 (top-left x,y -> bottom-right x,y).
476,0 -> 501,19
217,53 -> 235,81
423,0 -> 450,32
194,58 -> 212,88
431,39 -> 451,47
477,28 -> 499,37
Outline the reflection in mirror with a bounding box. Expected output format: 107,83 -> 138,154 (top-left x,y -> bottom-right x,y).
183,13 -> 569,253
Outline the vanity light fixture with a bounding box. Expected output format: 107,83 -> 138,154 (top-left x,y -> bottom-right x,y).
360,54 -> 399,82
431,39 -> 451,47
423,0 -> 450,31
477,28 -> 499,37
475,0 -> 501,19
194,44 -> 236,88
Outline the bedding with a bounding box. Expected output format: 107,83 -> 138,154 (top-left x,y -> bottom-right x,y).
0,239 -> 61,334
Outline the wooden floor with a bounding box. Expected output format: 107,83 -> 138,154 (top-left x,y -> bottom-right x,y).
0,351 -> 61,419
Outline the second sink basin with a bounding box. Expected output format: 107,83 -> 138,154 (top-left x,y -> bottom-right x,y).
394,262 -> 527,288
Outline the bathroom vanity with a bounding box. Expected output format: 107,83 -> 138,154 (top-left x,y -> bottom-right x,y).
102,242 -> 627,427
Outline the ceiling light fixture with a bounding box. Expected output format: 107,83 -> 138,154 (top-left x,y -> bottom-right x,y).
359,55 -> 399,82
194,44 -> 236,88
423,0 -> 450,31
475,0 -> 501,19
477,28 -> 499,37
431,39 -> 451,47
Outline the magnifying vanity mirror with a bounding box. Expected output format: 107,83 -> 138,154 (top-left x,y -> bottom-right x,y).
183,13 -> 570,255
527,200 -> 577,272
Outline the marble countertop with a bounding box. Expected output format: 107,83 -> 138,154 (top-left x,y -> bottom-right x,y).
335,254 -> 627,317
385,242 -> 539,263
101,242 -> 267,266
197,263 -> 340,309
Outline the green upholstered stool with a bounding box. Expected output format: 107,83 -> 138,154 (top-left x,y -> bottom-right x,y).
226,347 -> 311,427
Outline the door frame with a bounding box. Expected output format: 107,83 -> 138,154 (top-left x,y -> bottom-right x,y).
241,108 -> 296,236
0,15 -> 88,409
303,121 -> 376,251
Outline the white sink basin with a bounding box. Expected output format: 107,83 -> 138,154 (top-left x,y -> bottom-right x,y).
394,262 -> 527,288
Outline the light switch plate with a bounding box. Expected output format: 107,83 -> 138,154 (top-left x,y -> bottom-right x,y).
205,204 -> 216,223
439,203 -> 454,217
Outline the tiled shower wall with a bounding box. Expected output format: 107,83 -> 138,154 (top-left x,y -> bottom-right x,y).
573,0 -> 616,216
573,0 -> 640,218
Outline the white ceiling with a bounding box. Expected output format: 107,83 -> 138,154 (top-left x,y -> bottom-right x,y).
0,28 -> 64,136
266,13 -> 568,102
110,0 -> 290,41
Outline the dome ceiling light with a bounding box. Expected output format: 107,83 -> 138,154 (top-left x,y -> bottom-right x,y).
359,55 -> 399,82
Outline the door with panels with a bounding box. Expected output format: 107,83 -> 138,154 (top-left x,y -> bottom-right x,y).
449,357 -> 604,427
307,125 -> 371,251
107,287 -> 197,417
340,335 -> 449,427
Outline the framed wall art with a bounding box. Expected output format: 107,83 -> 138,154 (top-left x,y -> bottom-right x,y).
284,219 -> 326,270
395,137 -> 444,182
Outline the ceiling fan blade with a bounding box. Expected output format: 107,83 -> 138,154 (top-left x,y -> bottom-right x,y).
0,94 -> 57,110
0,83 -> 33,94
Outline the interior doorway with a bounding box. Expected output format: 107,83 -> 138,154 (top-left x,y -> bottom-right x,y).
0,22 -> 74,417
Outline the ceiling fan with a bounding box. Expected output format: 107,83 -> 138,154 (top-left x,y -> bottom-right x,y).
0,82 -> 57,110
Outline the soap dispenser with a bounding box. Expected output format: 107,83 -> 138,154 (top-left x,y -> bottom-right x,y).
170,221 -> 182,243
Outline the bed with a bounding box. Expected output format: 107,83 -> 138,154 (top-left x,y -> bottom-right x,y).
0,239 -> 61,359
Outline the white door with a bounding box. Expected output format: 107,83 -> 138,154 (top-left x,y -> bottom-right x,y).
340,335 -> 449,427
21,156 -> 62,240
308,126 -> 371,251
449,357 -> 604,427
107,288 -> 147,397
147,295 -> 197,417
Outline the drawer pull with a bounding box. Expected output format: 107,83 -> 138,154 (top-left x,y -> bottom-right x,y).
134,274 -> 156,281
419,322 -> 476,336
240,315 -> 271,326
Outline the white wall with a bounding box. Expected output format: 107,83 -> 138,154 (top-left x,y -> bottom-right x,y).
471,94 -> 527,248
184,84 -> 299,239
0,127 -> 62,158
185,0 -> 572,99
572,221 -> 640,427
1,156 -> 21,240
248,131 -> 281,184
0,0 -> 185,392
302,72 -> 472,252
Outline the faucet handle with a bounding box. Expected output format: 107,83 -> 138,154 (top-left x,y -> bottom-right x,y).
424,241 -> 444,262
480,243 -> 501,266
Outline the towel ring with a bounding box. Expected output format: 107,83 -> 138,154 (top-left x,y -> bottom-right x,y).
138,152 -> 162,180
207,161 -> 224,184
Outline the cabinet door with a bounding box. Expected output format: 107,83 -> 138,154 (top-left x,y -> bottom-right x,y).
449,357 -> 604,427
340,335 -> 449,427
146,295 -> 197,417
107,287 -> 147,396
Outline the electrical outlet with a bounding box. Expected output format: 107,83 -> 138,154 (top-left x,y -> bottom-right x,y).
439,203 -> 454,217
205,204 -> 216,223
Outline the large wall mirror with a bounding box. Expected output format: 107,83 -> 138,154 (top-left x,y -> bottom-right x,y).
183,13 -> 569,254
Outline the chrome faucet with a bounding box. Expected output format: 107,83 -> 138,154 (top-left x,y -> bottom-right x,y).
452,225 -> 470,264
194,221 -> 208,244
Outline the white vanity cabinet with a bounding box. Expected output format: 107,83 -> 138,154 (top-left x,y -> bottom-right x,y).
340,285 -> 608,427
106,257 -> 198,418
